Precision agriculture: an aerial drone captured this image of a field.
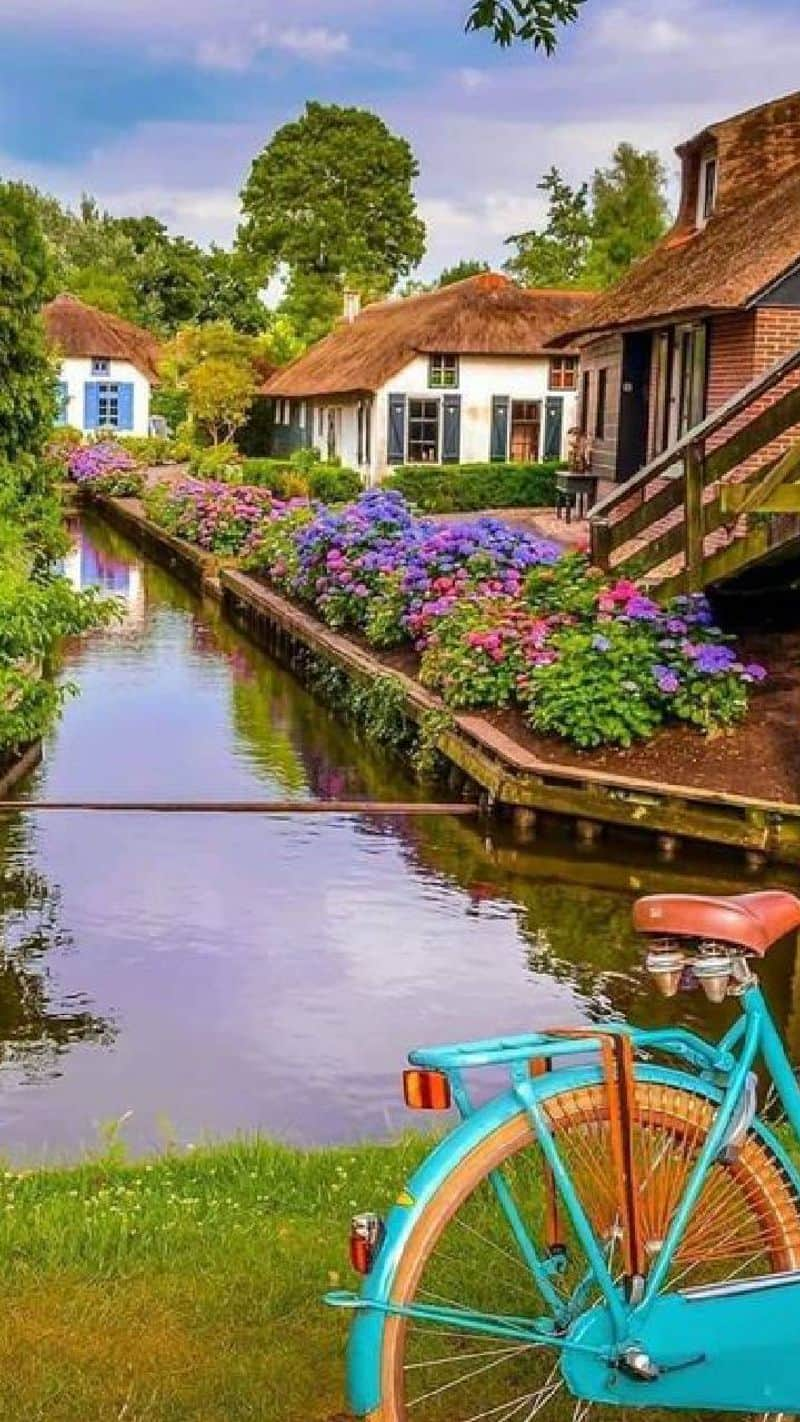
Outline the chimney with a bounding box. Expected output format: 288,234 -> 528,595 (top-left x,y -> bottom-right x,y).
343,289 -> 361,324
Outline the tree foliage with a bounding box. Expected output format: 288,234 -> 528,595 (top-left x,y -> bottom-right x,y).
0,182 -> 56,462
466,0 -> 587,49
22,188 -> 268,336
239,102 -> 426,349
437,259 -> 491,287
185,359 -> 256,446
505,144 -> 669,289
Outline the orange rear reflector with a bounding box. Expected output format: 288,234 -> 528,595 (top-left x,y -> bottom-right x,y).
403,1068 -> 452,1111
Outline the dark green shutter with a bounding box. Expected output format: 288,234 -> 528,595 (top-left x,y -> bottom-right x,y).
441,395 -> 461,464
490,396 -> 509,462
543,396 -> 564,460
387,394 -> 405,464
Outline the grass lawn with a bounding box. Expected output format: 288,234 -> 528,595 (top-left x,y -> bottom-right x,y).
0,1135 -> 431,1422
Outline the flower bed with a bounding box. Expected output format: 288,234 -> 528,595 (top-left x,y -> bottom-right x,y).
141,483 -> 765,750
143,478 -> 305,557
67,442 -> 144,497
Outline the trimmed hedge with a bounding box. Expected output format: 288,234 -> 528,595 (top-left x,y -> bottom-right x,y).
240,459 -> 362,503
383,461 -> 561,513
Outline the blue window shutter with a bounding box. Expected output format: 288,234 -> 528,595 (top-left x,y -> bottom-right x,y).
441,395 -> 461,464
118,383 -> 134,431
490,396 -> 510,461
387,394 -> 406,464
544,396 -> 564,460
56,381 -> 68,426
83,382 -> 99,429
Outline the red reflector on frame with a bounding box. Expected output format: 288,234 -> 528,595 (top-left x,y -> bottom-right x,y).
403,1069 -> 452,1111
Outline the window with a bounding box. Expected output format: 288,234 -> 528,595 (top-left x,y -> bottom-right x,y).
428,354 -> 459,389
509,400 -> 542,463
580,371 -> 591,435
97,382 -> 120,428
677,322 -> 708,437
595,369 -> 608,440
407,399 -> 439,462
91,357 -> 110,376
56,380 -> 69,426
357,401 -> 372,467
549,356 -> 578,391
651,329 -> 673,457
698,154 -> 718,225
318,405 -> 324,437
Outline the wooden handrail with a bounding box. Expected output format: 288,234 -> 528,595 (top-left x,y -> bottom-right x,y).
590,341 -> 800,526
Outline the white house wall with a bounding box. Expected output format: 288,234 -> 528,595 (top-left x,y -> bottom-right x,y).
374,354 -> 577,481
297,354 -> 577,486
59,357 -> 152,437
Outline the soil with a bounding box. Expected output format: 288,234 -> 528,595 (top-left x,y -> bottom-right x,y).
352,626 -> 800,806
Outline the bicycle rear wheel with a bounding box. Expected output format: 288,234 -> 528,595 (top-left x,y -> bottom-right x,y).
372,1079 -> 800,1421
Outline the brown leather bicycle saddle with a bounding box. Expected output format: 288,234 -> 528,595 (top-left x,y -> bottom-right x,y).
633,891 -> 800,956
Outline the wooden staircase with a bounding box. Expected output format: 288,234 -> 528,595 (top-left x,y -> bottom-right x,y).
589,345 -> 800,596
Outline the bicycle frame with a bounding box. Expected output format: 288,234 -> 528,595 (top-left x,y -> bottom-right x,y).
328,981 -> 800,1415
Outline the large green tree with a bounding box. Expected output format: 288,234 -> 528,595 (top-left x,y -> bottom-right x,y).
505,144 -> 669,290
505,168 -> 591,287
466,0 -> 587,49
584,143 -> 671,288
0,182 -> 55,462
238,102 -> 426,342
22,188 -> 267,336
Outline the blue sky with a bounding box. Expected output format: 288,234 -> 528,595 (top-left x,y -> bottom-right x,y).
1,0 -> 799,278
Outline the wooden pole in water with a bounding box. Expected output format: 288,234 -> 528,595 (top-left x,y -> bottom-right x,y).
0,800 -> 480,816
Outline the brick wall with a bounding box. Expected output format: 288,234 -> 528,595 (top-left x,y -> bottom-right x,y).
707,312 -> 757,412
578,334 -> 622,483
706,307 -> 800,477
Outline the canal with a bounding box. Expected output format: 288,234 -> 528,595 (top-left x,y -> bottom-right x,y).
1,510 -> 798,1161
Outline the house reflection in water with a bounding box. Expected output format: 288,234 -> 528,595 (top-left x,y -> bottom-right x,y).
62,526 -> 145,626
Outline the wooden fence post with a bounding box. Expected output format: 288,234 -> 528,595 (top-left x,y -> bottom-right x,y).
592,517 -> 612,571
684,441 -> 705,591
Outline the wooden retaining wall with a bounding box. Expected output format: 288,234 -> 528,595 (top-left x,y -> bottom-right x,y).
89,493 -> 800,866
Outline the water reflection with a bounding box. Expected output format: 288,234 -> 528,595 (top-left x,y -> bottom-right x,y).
0,511 -> 795,1161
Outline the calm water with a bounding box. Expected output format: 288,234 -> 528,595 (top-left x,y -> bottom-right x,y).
1,512 -> 798,1161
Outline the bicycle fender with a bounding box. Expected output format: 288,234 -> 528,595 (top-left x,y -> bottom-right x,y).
343,1063 -> 800,1416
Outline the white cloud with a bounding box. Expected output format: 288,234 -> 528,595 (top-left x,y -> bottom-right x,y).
594,7 -> 690,56
457,66 -> 488,92
272,25 -> 350,60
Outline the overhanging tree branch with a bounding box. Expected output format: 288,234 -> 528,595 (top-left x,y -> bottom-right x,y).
466,0 -> 587,50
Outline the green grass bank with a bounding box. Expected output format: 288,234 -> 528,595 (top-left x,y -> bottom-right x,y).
0,1135 -> 431,1421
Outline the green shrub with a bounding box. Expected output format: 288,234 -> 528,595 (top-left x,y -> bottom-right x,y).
45,426 -> 83,467
525,552 -> 606,620
308,465 -> 362,503
116,435 -> 186,467
522,621 -> 665,749
383,462 -> 560,513
188,445 -> 244,482
240,459 -> 309,498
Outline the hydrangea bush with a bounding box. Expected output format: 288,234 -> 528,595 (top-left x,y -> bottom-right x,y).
67,442 -> 143,497
144,479 -> 303,556
151,483 -> 766,748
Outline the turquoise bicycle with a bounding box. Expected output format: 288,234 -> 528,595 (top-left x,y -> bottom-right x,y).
327,890 -> 800,1418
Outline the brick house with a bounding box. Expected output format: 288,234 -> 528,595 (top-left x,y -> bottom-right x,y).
553,91 -> 800,492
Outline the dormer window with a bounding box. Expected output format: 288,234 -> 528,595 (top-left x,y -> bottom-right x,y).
91,357 -> 110,376
698,152 -> 718,226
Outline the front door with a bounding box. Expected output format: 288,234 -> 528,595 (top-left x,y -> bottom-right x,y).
617,331 -> 653,481
510,400 -> 542,462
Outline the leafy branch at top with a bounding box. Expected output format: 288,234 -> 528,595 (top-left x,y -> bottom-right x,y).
466,0 -> 588,50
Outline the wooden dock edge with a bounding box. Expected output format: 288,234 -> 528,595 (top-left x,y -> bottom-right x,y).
88,494 -> 800,865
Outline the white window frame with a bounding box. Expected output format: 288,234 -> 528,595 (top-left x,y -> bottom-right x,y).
91,357 -> 111,376
406,396 -> 441,464
697,152 -> 718,227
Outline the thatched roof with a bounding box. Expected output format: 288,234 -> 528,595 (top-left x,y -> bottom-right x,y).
554,91 -> 800,344
263,275 -> 596,399
43,294 -> 162,382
